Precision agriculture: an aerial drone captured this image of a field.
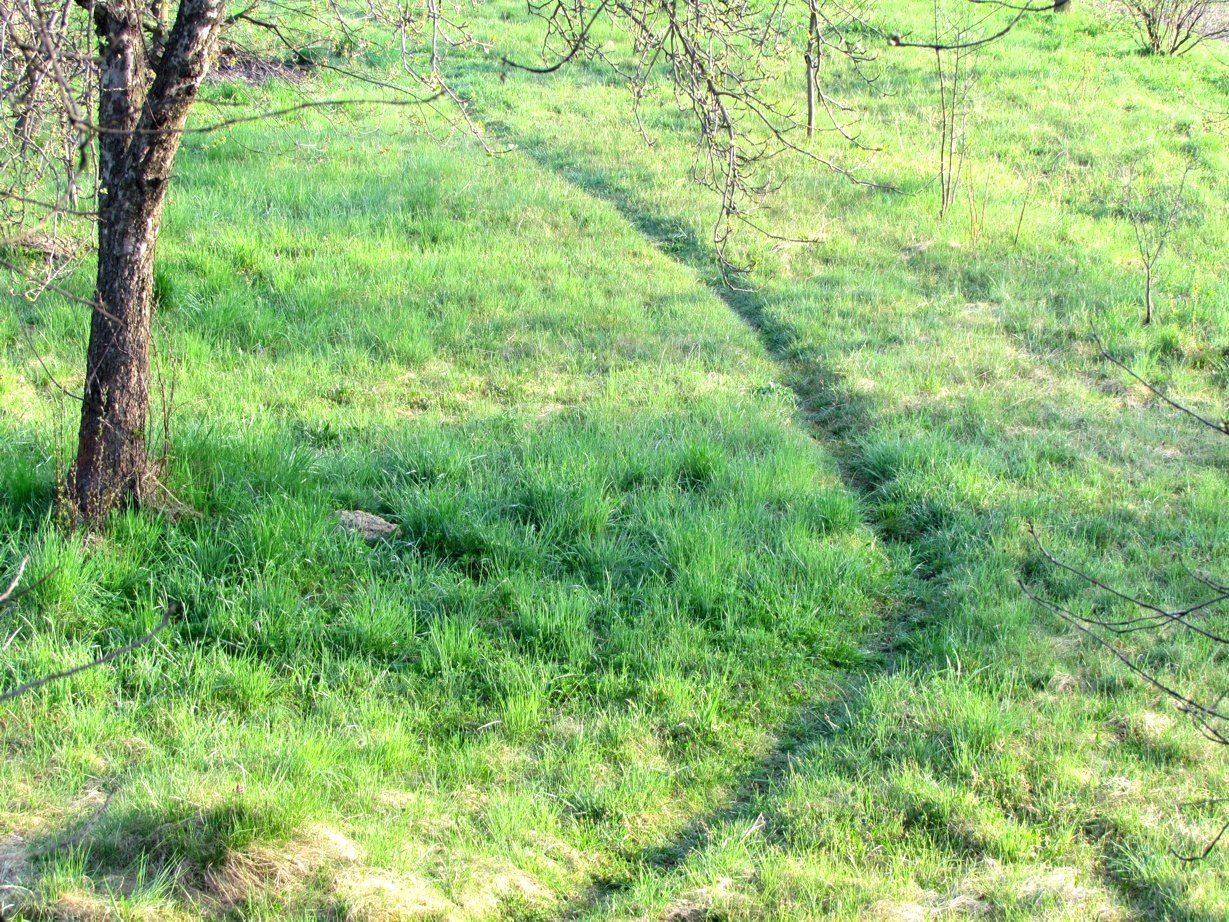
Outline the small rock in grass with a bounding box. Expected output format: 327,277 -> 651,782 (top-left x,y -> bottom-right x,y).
338,510 -> 400,543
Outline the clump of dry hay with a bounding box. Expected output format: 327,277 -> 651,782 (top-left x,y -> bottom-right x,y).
334,868 -> 455,921
1,834 -> 33,917
39,890 -> 187,922
456,864 -> 552,918
205,824 -> 360,909
868,863 -> 1104,920
661,877 -> 748,922
41,891 -> 112,922
868,900 -> 932,922
206,826 -> 464,921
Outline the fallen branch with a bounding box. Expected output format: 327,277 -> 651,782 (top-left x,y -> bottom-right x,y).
1094,333 -> 1228,435
0,604 -> 178,704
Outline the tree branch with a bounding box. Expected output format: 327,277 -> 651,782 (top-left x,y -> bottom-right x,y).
0,603 -> 177,704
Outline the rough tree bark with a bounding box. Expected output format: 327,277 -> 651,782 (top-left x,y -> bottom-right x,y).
69,0 -> 224,524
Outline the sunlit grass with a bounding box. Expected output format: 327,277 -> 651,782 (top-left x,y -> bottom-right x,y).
2,1 -> 1228,919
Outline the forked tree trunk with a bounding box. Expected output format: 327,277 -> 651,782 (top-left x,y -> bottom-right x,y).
69,0 -> 224,525
72,3 -> 153,521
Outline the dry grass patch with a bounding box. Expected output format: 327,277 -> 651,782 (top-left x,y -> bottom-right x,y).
205,824 -> 360,910
455,864 -> 553,918
334,868 -> 454,921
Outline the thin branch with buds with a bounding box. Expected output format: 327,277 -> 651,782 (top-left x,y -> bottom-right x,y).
1023,339 -> 1229,854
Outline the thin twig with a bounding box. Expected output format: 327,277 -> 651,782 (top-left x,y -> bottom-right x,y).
0,604 -> 177,704
1094,333 -> 1228,435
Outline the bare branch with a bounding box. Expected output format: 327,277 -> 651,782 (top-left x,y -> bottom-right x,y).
0,604 -> 177,704
1176,817 -> 1229,862
1093,333 -> 1228,435
0,557 -> 30,605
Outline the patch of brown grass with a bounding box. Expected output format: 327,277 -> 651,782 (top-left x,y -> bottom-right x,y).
204,824 -> 360,910
334,868 -> 454,921
1,833 -> 33,917
456,864 -> 552,918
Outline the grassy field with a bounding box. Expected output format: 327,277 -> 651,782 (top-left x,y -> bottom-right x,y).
3,2 -> 1229,919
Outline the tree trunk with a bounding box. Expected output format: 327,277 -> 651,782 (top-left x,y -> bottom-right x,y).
805,1 -> 819,139
71,175 -> 164,520
68,0 -> 224,525
1144,264 -> 1154,326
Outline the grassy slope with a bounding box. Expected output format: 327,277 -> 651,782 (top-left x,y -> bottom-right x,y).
466,5 -> 1229,917
1,78 -> 889,922
3,2 -> 1229,919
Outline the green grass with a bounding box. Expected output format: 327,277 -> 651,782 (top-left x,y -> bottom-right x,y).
3,2 -> 1229,919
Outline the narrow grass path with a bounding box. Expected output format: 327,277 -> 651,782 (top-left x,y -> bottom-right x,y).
479,89 -> 1229,915
477,142 -> 955,921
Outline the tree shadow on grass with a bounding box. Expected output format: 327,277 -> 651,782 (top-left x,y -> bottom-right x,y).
511,149 -> 877,486
18,794 -> 298,919
513,145 -> 1226,922
510,147 -> 944,922
78,798 -> 292,880
0,422 -> 60,527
